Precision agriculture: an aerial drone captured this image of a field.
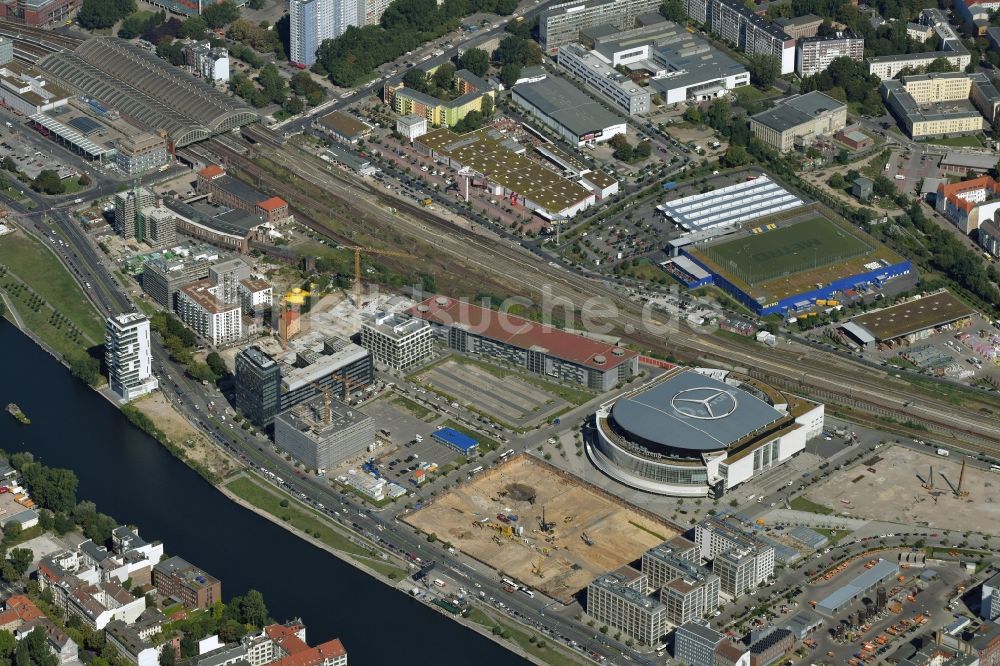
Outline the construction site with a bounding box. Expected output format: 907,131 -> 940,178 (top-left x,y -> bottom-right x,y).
803,445 -> 1000,535
402,454 -> 679,604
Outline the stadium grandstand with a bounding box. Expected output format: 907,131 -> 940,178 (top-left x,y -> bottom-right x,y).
37,38 -> 256,147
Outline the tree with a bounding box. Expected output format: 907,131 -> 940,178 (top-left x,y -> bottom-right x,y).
432,62 -> 455,91
495,0 -> 517,14
31,170 -> 65,195
78,173 -> 91,187
202,0 -> 240,29
925,56 -> 955,73
6,549 -> 32,579
1,156 -> 15,172
22,464 -> 78,514
459,48 -> 490,77
633,141 -> 651,160
283,95 -> 304,115
0,631 -> 15,661
747,54 -> 780,87
186,363 -> 216,383
723,143 -> 751,166
78,0 -> 136,30
205,352 -> 228,378
178,15 -> 208,39
480,94 -> 494,119
257,63 -> 287,104
160,647 -> 176,666
613,140 -> 634,162
499,63 -> 521,87
402,67 -> 429,93
660,0 -> 687,22
683,106 -> 702,124
66,352 -> 101,386
828,172 -> 847,188
238,589 -> 269,628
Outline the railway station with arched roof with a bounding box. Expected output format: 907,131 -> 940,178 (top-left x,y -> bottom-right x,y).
37,38 -> 256,147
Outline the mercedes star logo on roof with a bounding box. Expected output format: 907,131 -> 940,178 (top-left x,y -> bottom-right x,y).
670,387 -> 738,420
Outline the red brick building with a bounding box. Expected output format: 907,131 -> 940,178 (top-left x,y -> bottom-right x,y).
197,164 -> 290,224
151,556 -> 221,609
0,0 -> 80,26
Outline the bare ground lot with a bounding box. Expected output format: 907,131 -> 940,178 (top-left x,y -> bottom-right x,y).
133,393 -> 236,481
804,445 -> 1000,535
403,455 -> 679,604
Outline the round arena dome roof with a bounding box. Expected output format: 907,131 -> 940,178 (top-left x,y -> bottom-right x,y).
609,370 -> 783,454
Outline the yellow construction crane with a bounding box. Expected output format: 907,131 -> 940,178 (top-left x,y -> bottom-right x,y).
531,560 -> 544,578
337,245 -> 415,307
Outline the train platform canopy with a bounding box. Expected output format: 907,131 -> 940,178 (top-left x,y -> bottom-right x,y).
37,38 -> 256,147
657,175 -> 803,232
29,112 -> 113,160
432,428 -> 478,455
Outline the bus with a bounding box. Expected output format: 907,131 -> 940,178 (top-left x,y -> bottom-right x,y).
499,448 -> 515,460
520,588 -> 534,598
470,466 -> 484,476
991,465 -> 1000,473
501,577 -> 520,591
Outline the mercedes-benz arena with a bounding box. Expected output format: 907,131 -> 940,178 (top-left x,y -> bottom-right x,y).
590,367 -> 824,497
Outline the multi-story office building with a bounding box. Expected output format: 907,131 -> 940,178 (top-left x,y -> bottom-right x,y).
557,44 -> 652,116
641,538 -> 702,592
539,0 -> 663,51
113,187 -> 156,240
674,620 -> 723,666
273,394 -> 374,471
114,132 -> 168,177
105,313 -> 158,402
709,0 -> 795,74
796,34 -> 864,78
881,72 -> 997,139
749,91 -> 846,152
141,254 -> 214,309
587,568 -> 667,646
661,573 -> 721,625
235,346 -> 282,427
151,556 -> 221,609
713,547 -> 760,597
289,0 -> 361,67
235,338 -> 373,427
695,516 -> 775,594
361,311 -> 433,371
137,206 -> 177,250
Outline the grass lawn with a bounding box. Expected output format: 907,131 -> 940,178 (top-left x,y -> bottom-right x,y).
0,231 -> 103,343
618,257 -> 667,283
789,496 -> 834,515
733,86 -> 768,105
353,554 -> 408,580
463,606 -> 586,666
226,475 -> 372,558
812,528 -> 850,546
392,395 -> 436,421
919,135 -> 983,147
926,545 -> 990,559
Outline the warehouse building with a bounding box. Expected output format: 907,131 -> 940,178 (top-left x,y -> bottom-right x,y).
273,395 -> 374,472
592,367 -> 823,496
312,111 -> 373,145
432,427 -> 479,456
408,295 -> 639,391
845,290 -> 976,346
657,175 -> 803,233
796,33 -> 864,78
815,560 -> 899,616
37,38 -> 256,148
512,75 -> 627,148
539,0 -> 663,51
939,151 -> 998,177
749,91 -> 846,152
415,125 -> 598,218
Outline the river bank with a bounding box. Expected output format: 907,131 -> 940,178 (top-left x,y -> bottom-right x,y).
0,320 -> 531,664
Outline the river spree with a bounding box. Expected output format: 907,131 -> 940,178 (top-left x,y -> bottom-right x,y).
0,323 -> 525,665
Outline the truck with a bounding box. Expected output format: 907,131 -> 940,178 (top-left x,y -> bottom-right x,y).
937,448 -> 950,457
433,578 -> 446,588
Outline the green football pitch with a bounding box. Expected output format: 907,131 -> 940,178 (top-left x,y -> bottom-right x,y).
700,216 -> 873,286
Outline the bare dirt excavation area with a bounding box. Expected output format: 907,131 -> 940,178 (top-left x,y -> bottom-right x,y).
404,455 -> 679,603
804,445 -> 1000,535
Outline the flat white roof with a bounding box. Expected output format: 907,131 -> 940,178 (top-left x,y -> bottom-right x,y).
658,176 -> 804,232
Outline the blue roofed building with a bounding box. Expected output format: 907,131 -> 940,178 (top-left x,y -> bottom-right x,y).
433,428 -> 479,455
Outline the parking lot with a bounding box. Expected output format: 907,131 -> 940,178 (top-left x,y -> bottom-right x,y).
0,125 -> 79,181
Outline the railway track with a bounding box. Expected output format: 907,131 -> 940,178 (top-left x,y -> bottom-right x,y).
0,20 -> 82,50
196,133 -> 1000,453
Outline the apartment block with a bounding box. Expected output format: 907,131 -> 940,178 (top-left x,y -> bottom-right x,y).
796,34 -> 864,78
113,187 -> 156,241
539,0 -> 663,51
152,556 -> 221,609
176,281 -> 244,347
867,50 -> 972,80
105,313 -> 158,402
709,0 -> 795,74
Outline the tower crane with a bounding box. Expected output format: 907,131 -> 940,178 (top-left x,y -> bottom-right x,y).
337,245 -> 416,308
